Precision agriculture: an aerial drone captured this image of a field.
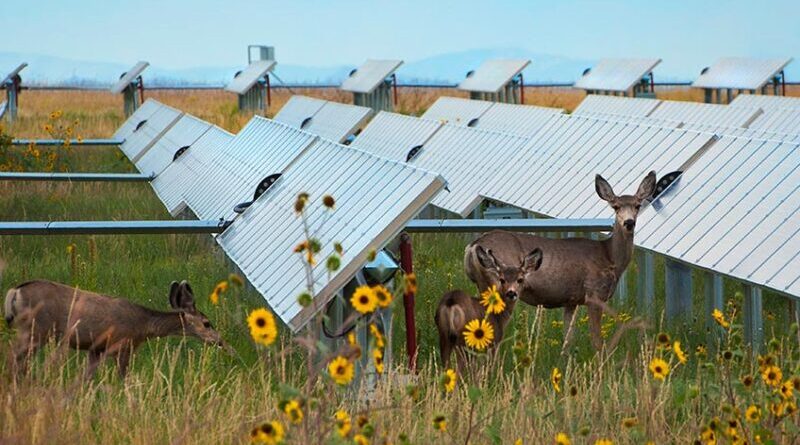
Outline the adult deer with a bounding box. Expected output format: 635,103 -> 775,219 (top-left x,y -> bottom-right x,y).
436,246 -> 543,369
465,172 -> 656,350
4,279 -> 229,377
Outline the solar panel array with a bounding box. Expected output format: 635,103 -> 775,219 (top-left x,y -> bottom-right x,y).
217,140 -> 445,331
636,135 -> 800,298
692,57 -> 793,90
340,59 -> 403,94
225,60 -> 277,95
135,114 -> 213,177
572,95 -> 661,117
272,95 -> 373,143
350,111 -> 442,161
110,61 -> 149,94
747,108 -> 800,134
458,59 -> 530,93
574,58 -> 661,92
730,94 -> 800,110
119,102 -> 183,162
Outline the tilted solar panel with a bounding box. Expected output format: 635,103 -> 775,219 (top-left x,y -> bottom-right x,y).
135,114 -> 213,177
112,99 -> 162,141
350,111 -> 442,161
692,58 -> 793,90
572,95 -> 661,117
458,59 -> 529,93
273,96 -> 327,128
111,62 -> 149,94
421,97 -> 493,126
225,60 -> 277,95
473,102 -> 564,138
119,102 -> 183,162
574,58 -> 661,92
747,108 -> 800,134
648,101 -> 762,128
302,101 -> 373,143
730,94 -> 800,111
340,59 -> 403,94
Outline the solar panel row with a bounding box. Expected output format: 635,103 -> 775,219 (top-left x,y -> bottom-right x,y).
574,58 -> 661,93
273,95 -> 373,143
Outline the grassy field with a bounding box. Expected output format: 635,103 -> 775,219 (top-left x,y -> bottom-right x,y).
0,89 -> 799,444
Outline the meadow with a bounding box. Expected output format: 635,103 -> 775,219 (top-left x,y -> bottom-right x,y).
0,87 -> 799,444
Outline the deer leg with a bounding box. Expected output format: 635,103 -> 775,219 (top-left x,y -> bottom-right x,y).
587,303 -> 604,351
115,344 -> 134,378
561,306 -> 578,355
439,334 -> 453,369
84,350 -> 106,380
455,347 -> 468,375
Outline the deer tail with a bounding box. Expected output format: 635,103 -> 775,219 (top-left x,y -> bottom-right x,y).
446,304 -> 465,338
4,287 -> 20,326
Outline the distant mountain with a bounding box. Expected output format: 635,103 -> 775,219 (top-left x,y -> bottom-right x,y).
0,48 -> 695,87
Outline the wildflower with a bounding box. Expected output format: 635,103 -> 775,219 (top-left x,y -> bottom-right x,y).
649,357 -> 669,381
326,254 -> 341,272
373,348 -> 384,374
621,417 -> 638,428
761,365 -> 782,387
792,376 -> 800,391
442,369 -> 457,393
721,350 -> 733,361
334,242 -> 344,255
515,440 -> 523,445
699,428 -> 715,445
294,192 -> 309,213
656,332 -> 671,348
741,374 -> 754,389
209,290 -> 220,305
462,318 -> 494,351
432,415 -> 446,432
76,136 -> 84,143
673,341 -> 687,364
297,291 -> 312,307
369,323 -> 385,348
480,285 -> 506,314
745,405 -> 761,423
551,367 -> 562,393
351,286 -> 378,314
229,273 -> 244,286
334,410 -> 352,437
293,241 -> 308,253
247,308 -> 278,346
555,432 -> 571,445
356,414 -> 369,429
404,273 -> 417,294
328,356 -> 355,385
712,309 -> 729,328
282,399 -> 303,424
779,380 -> 794,399
594,440 -> 612,445
569,385 -> 578,397
250,421 -> 284,445
354,434 -> 370,445
322,194 -> 335,209
209,281 -> 229,305
373,285 -> 392,308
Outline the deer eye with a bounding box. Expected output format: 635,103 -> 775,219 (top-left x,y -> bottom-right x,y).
517,278 -> 524,284
203,321 -> 212,328
635,205 -> 641,210
499,278 -> 506,284
612,205 -> 620,211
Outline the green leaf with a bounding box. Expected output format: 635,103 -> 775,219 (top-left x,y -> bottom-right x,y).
467,385 -> 482,404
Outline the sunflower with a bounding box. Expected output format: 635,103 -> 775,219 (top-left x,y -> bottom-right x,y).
404,273 -> 417,294
621,417 -> 638,428
594,440 -> 612,445
283,399 -> 303,424
463,319 -> 494,351
432,415 -> 447,432
442,369 -> 457,393
369,323 -> 385,348
555,432 -> 571,445
656,332 -> 671,348
699,428 -> 715,445
712,309 -> 729,328
551,367 -> 562,393
351,286 -> 378,314
761,365 -> 782,387
373,285 -> 393,308
334,410 -> 351,437
696,344 -> 707,357
322,194 -> 336,209
741,374 -> 754,389
649,357 -> 669,381
328,356 -> 355,385
354,434 -> 370,445
480,285 -> 506,314
745,405 -> 761,423
373,348 -> 384,374
673,341 -> 687,364
247,308 -> 278,347
779,380 -> 794,399
250,421 -> 284,445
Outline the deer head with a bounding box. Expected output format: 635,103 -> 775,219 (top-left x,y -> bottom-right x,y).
168,280 -> 229,350
475,246 -> 543,302
595,171 -> 656,234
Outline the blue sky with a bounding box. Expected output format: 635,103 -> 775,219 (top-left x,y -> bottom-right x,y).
2,0 -> 797,79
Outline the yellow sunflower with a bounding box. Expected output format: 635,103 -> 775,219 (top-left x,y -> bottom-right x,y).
649,357 -> 669,381
432,415 -> 447,432
328,356 -> 355,385
250,421 -> 284,445
673,341 -> 687,364
555,432 -> 571,445
621,417 -> 638,428
334,410 -> 351,437
761,365 -> 782,387
594,440 -> 613,445
700,428 -> 715,445
656,332 -> 671,348
283,399 -> 303,424
351,286 -> 378,314
745,405 -> 761,423
247,308 -> 278,347
551,367 -> 562,393
463,318 -> 494,351
373,348 -> 384,374
480,285 -> 506,314
369,323 -> 385,348
712,309 -> 729,328
404,272 -> 417,294
741,374 -> 754,389
442,368 -> 457,393
354,434 -> 370,445
373,285 -> 393,308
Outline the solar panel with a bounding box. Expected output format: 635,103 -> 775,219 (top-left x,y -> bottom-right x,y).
458,59 -> 530,93
183,117 -> 318,222
150,126 -> 235,216
340,59 -> 403,94
224,60 -> 277,95
473,102 -> 564,137
480,115 -> 717,219
112,99 -> 163,140
216,139 -> 445,331
350,111 -> 442,161
302,101 -> 374,143
570,111 -> 683,128
110,61 -> 149,94
410,125 -> 529,217
272,95 -> 327,128
747,108 -> 800,134
729,94 -> 800,110
574,58 -> 661,92
572,95 -> 661,117
1,63 -> 27,85
135,114 -> 213,176
119,102 -> 183,162
648,101 -> 762,128
636,135 -> 800,298
421,97 -> 493,126
679,123 -> 800,144
692,57 -> 793,90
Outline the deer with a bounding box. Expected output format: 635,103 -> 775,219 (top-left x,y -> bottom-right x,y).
436,246 -> 543,369
3,279 -> 230,378
464,172 -> 656,350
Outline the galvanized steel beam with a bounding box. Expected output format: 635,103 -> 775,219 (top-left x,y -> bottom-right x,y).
0,220 -> 228,235
636,250 -> 655,312
665,259 -> 693,321
0,172 -> 152,182
404,218 -> 613,233
742,285 -> 764,351
12,139 -> 124,146
704,271 -> 724,346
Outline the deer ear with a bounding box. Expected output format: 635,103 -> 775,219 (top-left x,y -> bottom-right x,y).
177,280 -> 196,312
635,170 -> 657,201
595,174 -> 616,202
475,245 -> 498,270
168,281 -> 180,309
523,248 -> 543,272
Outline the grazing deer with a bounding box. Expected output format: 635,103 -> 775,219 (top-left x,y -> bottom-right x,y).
436,247 -> 543,369
465,172 -> 656,350
4,279 -> 229,378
